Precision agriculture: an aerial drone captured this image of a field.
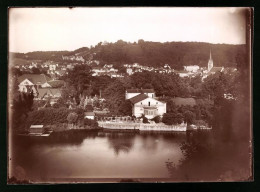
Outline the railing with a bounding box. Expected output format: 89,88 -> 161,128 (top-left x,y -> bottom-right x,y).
98,121 -> 187,131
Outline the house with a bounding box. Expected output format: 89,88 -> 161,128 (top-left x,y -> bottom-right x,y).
84,112 -> 95,120
125,88 -> 155,100
18,74 -> 52,95
36,88 -> 62,100
126,68 -> 134,75
128,93 -> 166,119
175,70 -> 190,78
184,65 -> 200,72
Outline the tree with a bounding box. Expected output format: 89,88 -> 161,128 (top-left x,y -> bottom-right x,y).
151,115 -> 161,123
67,112 -> 78,128
84,118 -> 99,128
102,79 -> 126,115
202,72 -> 230,104
65,65 -> 93,98
184,110 -> 195,125
162,113 -> 184,125
31,67 -> 41,74
118,100 -> 132,116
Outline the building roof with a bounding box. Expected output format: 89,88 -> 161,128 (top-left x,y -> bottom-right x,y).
84,112 -> 95,116
37,88 -> 61,98
47,80 -> 65,88
18,74 -> 52,84
172,97 -> 196,106
129,93 -> 149,104
126,88 -> 155,94
208,67 -> 223,74
49,88 -> 61,96
37,88 -> 48,98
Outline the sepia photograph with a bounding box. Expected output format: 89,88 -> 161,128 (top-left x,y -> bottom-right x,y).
7,7 -> 252,183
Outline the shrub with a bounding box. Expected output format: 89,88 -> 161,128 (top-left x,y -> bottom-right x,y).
141,114 -> 149,124
24,107 -> 85,129
162,113 -> 184,125
151,115 -> 161,123
84,118 -> 99,128
67,112 -> 78,124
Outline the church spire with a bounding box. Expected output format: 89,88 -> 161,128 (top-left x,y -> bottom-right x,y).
208,49 -> 213,71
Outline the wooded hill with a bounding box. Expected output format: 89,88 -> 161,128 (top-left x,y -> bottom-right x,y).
10,40 -> 246,69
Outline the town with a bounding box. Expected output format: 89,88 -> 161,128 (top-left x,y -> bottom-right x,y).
8,7 -> 252,184
9,41 -> 240,136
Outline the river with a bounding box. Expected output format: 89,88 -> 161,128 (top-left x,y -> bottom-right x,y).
9,130 -> 189,183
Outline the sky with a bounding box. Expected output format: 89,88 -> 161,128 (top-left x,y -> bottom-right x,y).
9,7 -> 247,53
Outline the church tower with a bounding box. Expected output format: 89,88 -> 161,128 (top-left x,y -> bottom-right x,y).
208,50 -> 213,71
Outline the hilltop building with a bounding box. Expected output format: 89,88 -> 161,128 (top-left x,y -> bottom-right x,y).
202,50 -> 224,80
184,65 -> 200,72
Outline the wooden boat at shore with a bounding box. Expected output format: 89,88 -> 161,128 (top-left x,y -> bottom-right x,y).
17,130 -> 53,137
17,125 -> 53,137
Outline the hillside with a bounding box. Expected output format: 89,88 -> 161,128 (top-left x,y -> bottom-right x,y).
10,40 -> 246,69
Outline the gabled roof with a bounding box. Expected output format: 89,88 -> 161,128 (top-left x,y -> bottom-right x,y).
129,93 -> 149,104
18,74 -> 52,84
49,88 -> 61,96
37,88 -> 48,98
37,88 -> 61,98
47,80 -> 65,88
209,67 -> 223,74
126,89 -> 155,93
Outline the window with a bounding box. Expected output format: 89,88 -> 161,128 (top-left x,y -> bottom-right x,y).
156,102 -> 158,104
148,102 -> 150,106
141,102 -> 142,105
144,110 -> 155,116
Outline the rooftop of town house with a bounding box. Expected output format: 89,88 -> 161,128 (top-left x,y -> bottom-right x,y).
175,70 -> 190,73
208,67 -> 224,73
126,88 -> 155,94
85,112 -> 95,116
18,74 -> 52,84
47,80 -> 65,88
37,88 -> 61,98
129,93 -> 149,104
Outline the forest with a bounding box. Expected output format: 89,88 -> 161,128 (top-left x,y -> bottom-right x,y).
10,40 -> 245,70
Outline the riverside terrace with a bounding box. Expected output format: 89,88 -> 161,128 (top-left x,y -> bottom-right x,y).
96,116 -> 187,131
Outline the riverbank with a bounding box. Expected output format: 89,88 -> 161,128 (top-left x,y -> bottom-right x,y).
98,121 -> 187,131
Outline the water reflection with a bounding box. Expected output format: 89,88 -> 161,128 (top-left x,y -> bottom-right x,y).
106,132 -> 135,155
10,130 -> 187,182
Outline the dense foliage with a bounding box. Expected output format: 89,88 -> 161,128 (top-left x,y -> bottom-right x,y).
92,40 -> 244,69
24,108 -> 84,129
11,40 -> 245,70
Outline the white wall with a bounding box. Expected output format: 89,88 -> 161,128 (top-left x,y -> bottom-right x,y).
133,97 -> 166,119
85,116 -> 94,120
19,79 -> 34,92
